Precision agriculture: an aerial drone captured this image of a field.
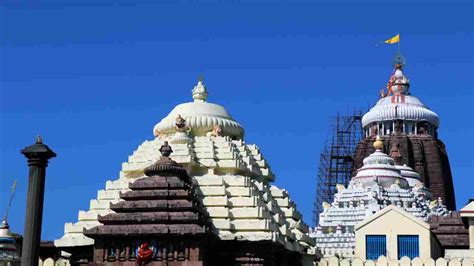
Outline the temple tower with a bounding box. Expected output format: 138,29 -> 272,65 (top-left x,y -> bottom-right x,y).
55,79 -> 315,264
84,141 -> 211,265
354,54 -> 456,210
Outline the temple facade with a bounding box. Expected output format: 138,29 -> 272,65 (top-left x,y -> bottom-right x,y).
55,79 -> 315,265
354,54 -> 456,210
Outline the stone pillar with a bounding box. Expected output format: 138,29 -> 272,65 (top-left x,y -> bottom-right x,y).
20,136 -> 56,266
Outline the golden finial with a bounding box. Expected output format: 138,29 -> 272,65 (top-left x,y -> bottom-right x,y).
373,135 -> 384,150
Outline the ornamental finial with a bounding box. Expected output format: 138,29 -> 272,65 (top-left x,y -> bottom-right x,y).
192,77 -> 208,102
392,52 -> 406,69
36,135 -> 43,144
159,141 -> 173,157
373,135 -> 384,150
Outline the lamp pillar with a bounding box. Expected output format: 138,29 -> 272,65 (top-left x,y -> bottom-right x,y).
20,136 -> 56,266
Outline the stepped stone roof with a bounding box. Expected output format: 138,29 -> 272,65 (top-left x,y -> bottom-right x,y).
84,141 -> 209,238
429,211 -> 469,249
55,79 -> 314,256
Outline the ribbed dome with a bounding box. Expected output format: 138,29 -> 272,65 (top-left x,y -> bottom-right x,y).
362,94 -> 439,128
153,80 -> 244,139
395,164 -> 422,187
353,142 -> 408,188
362,65 -> 439,129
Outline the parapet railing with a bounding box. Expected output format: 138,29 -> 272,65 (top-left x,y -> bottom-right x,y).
317,256 -> 473,266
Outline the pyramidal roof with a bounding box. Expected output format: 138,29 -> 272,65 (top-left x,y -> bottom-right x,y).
55,79 -> 315,255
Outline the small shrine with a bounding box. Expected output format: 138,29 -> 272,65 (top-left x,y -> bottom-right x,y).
84,141 -> 211,265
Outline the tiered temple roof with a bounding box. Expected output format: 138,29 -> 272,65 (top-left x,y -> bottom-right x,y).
84,142 -> 209,264
55,79 -> 314,261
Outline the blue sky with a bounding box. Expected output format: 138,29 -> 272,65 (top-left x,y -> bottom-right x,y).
0,0 -> 472,241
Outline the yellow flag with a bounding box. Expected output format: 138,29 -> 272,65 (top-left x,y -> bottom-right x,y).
384,34 -> 400,44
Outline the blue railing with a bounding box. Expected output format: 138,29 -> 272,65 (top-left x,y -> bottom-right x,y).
366,235 -> 386,260
398,235 -> 419,259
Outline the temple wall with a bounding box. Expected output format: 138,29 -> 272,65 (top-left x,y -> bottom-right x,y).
34,256 -> 474,266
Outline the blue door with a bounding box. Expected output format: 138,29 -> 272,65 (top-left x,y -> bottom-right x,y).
366,235 -> 386,260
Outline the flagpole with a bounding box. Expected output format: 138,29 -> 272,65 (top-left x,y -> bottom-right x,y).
3,180 -> 17,221
397,34 -> 400,53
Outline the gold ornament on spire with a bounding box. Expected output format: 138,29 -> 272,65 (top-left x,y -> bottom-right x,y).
373,135 -> 384,150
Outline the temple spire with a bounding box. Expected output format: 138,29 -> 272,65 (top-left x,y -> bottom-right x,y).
392,52 -> 406,69
192,77 -> 208,102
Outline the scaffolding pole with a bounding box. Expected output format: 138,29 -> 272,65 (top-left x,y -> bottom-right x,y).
313,110 -> 363,226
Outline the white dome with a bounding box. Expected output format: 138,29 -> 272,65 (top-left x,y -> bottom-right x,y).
361,95 -> 439,128
353,149 -> 408,188
153,80 -> 244,139
396,164 -> 422,187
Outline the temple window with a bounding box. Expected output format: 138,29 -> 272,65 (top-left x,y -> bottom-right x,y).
366,235 -> 387,260
397,235 -> 419,259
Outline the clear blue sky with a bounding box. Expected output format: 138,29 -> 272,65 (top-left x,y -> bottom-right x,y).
0,0 -> 472,241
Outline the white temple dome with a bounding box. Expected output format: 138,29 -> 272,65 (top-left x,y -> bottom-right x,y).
353,137 -> 408,188
362,63 -> 439,130
361,94 -> 439,128
153,79 -> 245,139
396,164 -> 422,187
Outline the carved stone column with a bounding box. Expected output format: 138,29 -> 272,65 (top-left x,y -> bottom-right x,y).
20,136 -> 56,266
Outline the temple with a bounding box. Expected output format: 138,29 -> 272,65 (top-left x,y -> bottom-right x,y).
354,53 -> 456,210
310,54 -> 469,260
310,136 -> 449,258
55,79 -> 315,265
